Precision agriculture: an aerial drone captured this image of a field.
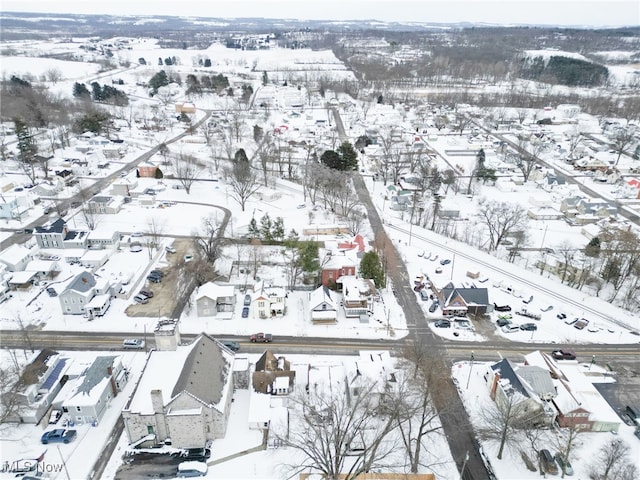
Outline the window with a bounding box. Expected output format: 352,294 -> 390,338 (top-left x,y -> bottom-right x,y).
76,406 -> 81,412
147,425 -> 154,434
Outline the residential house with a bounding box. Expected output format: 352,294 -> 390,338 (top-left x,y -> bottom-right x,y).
111,177 -> 138,197
253,281 -> 286,319
59,272 -> 96,315
309,285 -> 338,324
252,351 -> 296,395
439,286 -> 489,316
341,276 -> 375,318
34,218 -> 67,249
122,333 -> 234,448
0,196 -> 22,220
195,282 -> 236,317
175,102 -> 197,114
55,169 -> 75,185
137,163 -> 159,178
87,195 -> 124,214
319,236 -> 364,288
57,356 -> 126,425
87,229 -> 120,250
0,244 -> 34,272
485,358 -> 556,427
24,259 -> 61,282
523,351 -> 620,432
1,349 -> 69,424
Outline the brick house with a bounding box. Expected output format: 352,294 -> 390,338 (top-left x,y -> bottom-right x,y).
252,351 -> 296,395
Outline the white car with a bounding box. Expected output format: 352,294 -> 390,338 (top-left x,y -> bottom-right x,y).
501,324 -> 520,334
130,245 -> 143,253
165,246 -> 177,254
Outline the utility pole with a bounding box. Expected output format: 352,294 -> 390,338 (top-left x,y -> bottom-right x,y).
460,451 -> 470,480
466,351 -> 475,390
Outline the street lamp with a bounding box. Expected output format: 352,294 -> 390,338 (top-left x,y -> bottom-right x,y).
589,355 -> 596,371
466,351 -> 475,390
460,450 -> 470,480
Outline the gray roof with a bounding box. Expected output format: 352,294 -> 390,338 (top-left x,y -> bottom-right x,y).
75,356 -> 116,396
442,287 -> 489,305
515,366 -> 556,399
66,272 -> 96,293
172,334 -> 230,407
35,217 -> 66,234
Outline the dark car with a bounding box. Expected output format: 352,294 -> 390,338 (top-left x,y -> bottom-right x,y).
493,303 -> 512,312
557,312 -> 567,320
222,341 -> 240,352
139,289 -> 154,298
539,449 -> 559,475
147,274 -> 162,283
496,318 -> 512,327
241,307 -> 250,318
243,294 -> 251,306
552,349 -> 576,360
428,302 -> 439,312
520,323 -> 537,331
434,319 -> 450,328
46,287 -> 58,297
180,448 -> 211,462
413,283 -> 425,292
440,259 -> 451,265
41,428 -> 77,444
554,453 -> 574,476
149,269 -> 165,277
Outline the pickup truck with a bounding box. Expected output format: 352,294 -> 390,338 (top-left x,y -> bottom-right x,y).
515,308 -> 541,320
250,333 -> 272,343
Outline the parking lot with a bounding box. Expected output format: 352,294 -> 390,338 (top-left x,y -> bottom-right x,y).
125,238 -> 194,319
114,451 -> 183,479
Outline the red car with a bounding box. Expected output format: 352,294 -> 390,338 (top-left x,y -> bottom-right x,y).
250,333 -> 272,343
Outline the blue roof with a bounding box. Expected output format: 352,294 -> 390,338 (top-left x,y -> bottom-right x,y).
41,358 -> 67,391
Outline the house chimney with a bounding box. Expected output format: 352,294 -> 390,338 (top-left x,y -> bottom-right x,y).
150,389 -> 164,414
107,366 -> 118,397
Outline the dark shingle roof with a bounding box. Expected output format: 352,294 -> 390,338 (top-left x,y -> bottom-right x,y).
491,358 -> 529,398
171,334 -> 230,407
35,218 -> 66,234
442,287 -> 489,305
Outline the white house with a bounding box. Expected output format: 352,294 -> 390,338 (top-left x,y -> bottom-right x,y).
341,276 -> 376,318
309,285 -> 337,324
252,281 -> 286,319
59,272 -> 96,315
0,244 -> 34,272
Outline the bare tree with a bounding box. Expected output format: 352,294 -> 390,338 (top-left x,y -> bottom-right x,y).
275,380 -> 400,480
0,362 -> 26,428
612,125 -> 637,166
146,215 -> 167,258
551,424 -> 583,479
173,152 -> 201,194
478,199 -> 528,251
224,157 -> 261,212
588,439 -> 638,480
511,136 -> 544,183
345,210 -> 365,236
80,205 -> 100,231
193,214 -> 224,264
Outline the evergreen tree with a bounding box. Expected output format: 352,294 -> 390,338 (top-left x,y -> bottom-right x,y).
359,251 -> 385,288
148,70 -> 169,93
204,58 -> 211,67
260,213 -> 273,241
262,71 -> 269,86
584,237 -> 601,257
234,148 -> 249,163
272,217 -> 285,242
299,240 -> 319,281
91,82 -> 103,102
337,141 -> 358,171
73,82 -> 91,99
248,217 -> 259,238
320,150 -> 341,170
14,118 -> 37,164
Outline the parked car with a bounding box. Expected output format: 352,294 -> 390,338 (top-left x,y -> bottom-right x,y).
222,341 -> 240,352
574,318 -> 589,330
435,267 -> 443,274
250,333 -> 272,343
180,448 -> 211,462
493,303 -> 512,312
552,349 -> 576,360
501,324 -> 520,334
539,449 -> 559,475
496,318 -> 512,327
165,246 -> 177,254
147,274 -> 162,283
428,302 -> 439,313
133,294 -> 149,304
149,269 -> 165,277
434,319 -> 450,328
557,312 -> 567,320
440,259 -> 451,265
241,307 -> 250,318
41,428 -> 77,444
497,313 -> 512,320
139,289 -> 154,298
520,323 -> 537,331
554,453 -> 574,476
49,409 -> 62,424
130,245 -> 143,253
243,294 -> 251,306
419,289 -> 430,301
413,283 -> 425,292
130,231 -> 144,237
177,461 -> 208,477
46,287 -> 57,297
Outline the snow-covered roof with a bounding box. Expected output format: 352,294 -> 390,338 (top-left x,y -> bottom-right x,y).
0,244 -> 32,266
195,282 -> 235,300
85,294 -> 110,309
309,285 -> 335,310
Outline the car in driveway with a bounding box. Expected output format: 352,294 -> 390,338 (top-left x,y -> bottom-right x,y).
552,349 -> 576,360
434,319 -> 450,328
557,312 -> 567,320
41,428 -> 77,444
46,287 -> 57,297
501,324 -> 520,334
241,306 -> 249,318
49,409 -> 62,424
520,323 -> 537,331
243,294 -> 251,306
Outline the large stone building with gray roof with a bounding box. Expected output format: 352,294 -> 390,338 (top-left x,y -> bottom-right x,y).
122,333 -> 234,449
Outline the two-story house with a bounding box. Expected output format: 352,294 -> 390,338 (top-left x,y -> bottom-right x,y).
34,218 -> 68,249
59,272 -> 96,315
341,276 -> 376,318
195,282 -> 236,317
87,196 -> 124,214
252,351 -> 296,395
0,244 -> 34,272
253,281 -> 286,319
